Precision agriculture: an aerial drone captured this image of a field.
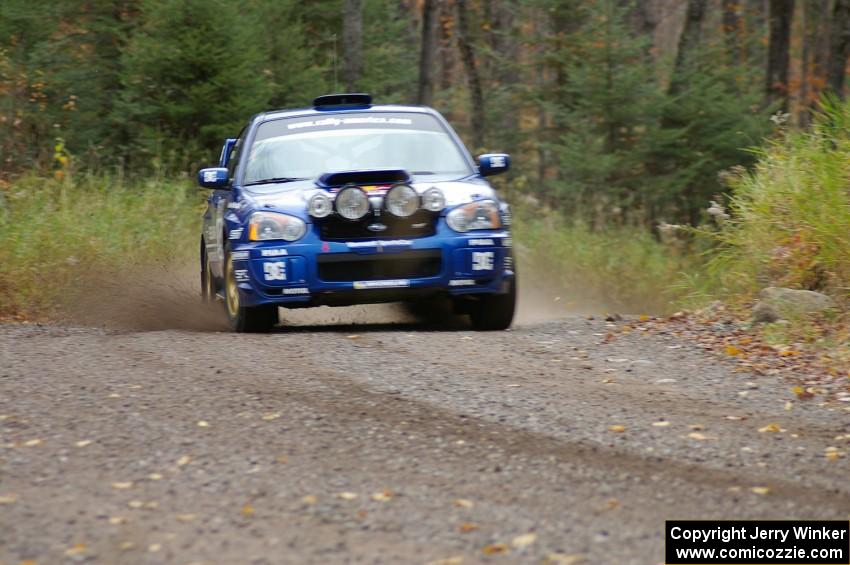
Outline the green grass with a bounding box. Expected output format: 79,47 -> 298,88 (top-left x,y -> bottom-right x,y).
0,173 -> 202,318
692,99 -> 850,307
512,207 -> 695,314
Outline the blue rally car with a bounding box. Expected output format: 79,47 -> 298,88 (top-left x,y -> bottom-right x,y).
198,93 -> 516,332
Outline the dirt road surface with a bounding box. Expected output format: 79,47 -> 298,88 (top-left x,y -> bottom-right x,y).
2,307 -> 850,564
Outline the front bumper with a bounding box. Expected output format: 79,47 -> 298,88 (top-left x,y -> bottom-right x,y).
230,225 -> 515,308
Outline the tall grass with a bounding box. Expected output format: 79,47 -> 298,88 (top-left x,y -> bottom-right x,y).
0,173 -> 202,318
694,100 -> 850,306
512,206 -> 695,313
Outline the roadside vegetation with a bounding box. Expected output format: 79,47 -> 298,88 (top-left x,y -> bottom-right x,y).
0,173 -> 200,318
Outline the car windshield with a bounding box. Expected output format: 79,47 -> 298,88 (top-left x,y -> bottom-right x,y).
243,112 -> 472,188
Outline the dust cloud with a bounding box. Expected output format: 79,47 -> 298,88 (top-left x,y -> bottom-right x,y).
62,255 -> 595,332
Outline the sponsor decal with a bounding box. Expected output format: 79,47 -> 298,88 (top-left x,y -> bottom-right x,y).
260,248 -> 288,257
367,223 -> 387,232
321,242 -> 330,252
229,228 -> 244,240
234,269 -> 249,282
287,116 -> 413,130
282,287 -> 309,295
471,251 -> 495,271
503,237 -> 512,248
230,251 -> 249,261
504,256 -> 513,270
262,261 -> 287,281
449,279 -> 476,287
353,279 -> 410,290
346,240 -> 413,248
469,238 -> 495,246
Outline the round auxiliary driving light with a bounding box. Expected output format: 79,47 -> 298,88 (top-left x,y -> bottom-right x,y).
308,193 -> 332,218
334,185 -> 370,220
385,183 -> 419,217
421,187 -> 446,212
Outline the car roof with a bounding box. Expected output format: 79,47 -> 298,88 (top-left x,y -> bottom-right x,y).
252,104 -> 441,124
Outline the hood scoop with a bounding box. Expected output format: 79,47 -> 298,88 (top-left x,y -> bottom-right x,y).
317,169 -> 410,189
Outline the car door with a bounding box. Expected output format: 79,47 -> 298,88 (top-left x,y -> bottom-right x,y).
207,130 -> 245,278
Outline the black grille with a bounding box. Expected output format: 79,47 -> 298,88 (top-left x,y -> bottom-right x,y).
318,210 -> 437,240
317,249 -> 442,282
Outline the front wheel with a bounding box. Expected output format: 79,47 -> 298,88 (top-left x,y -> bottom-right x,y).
469,276 -> 516,331
224,245 -> 278,333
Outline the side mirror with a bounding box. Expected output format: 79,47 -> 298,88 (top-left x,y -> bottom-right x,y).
219,138 -> 236,167
478,153 -> 511,177
197,167 -> 229,189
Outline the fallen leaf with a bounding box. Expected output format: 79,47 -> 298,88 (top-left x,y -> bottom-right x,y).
175,513 -> 197,522
346,335 -> 360,339
652,421 -> 670,427
546,554 -> 586,565
688,432 -> 711,441
148,473 -> 163,481
426,557 -> 464,565
107,516 -> 126,525
240,504 -> 255,516
261,412 -> 281,421
453,498 -> 473,508
512,533 -> 537,548
64,544 -> 86,557
608,425 -> 626,433
785,401 -> 793,411
301,495 -> 317,505
482,543 -> 509,555
75,440 -> 92,448
176,455 -> 191,466
148,543 -> 161,553
23,439 -> 43,447
119,542 -> 135,551
725,345 -> 742,356
337,492 -> 358,500
196,421 -> 209,428
458,523 -> 479,533
111,482 -> 134,490
128,500 -> 144,508
758,423 -> 782,433
371,490 -> 393,502
751,486 -> 770,495
0,494 -> 18,504
826,451 -> 841,461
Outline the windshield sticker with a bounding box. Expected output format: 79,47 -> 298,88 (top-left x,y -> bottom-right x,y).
288,116 -> 412,130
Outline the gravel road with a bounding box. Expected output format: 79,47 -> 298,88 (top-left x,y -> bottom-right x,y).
2,313 -> 850,565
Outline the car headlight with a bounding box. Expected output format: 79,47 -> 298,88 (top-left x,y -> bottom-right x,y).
335,185 -> 370,220
308,193 -> 332,218
385,183 -> 419,217
421,187 -> 446,212
248,212 -> 306,242
446,200 -> 502,232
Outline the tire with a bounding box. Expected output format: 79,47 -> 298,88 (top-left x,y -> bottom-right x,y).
223,244 -> 278,333
469,275 -> 517,331
200,242 -> 216,302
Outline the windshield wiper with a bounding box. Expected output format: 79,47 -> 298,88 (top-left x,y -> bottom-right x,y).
243,177 -> 307,186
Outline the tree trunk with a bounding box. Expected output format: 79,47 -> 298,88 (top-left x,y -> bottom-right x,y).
342,0 -> 363,91
417,0 -> 439,105
455,0 -> 485,149
765,0 -> 794,111
826,0 -> 850,98
669,0 -> 707,96
722,0 -> 742,61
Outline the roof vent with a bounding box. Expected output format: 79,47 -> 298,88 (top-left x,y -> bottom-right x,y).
313,93 -> 372,109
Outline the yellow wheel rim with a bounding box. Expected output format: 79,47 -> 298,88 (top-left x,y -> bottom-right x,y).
225,253 -> 240,318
